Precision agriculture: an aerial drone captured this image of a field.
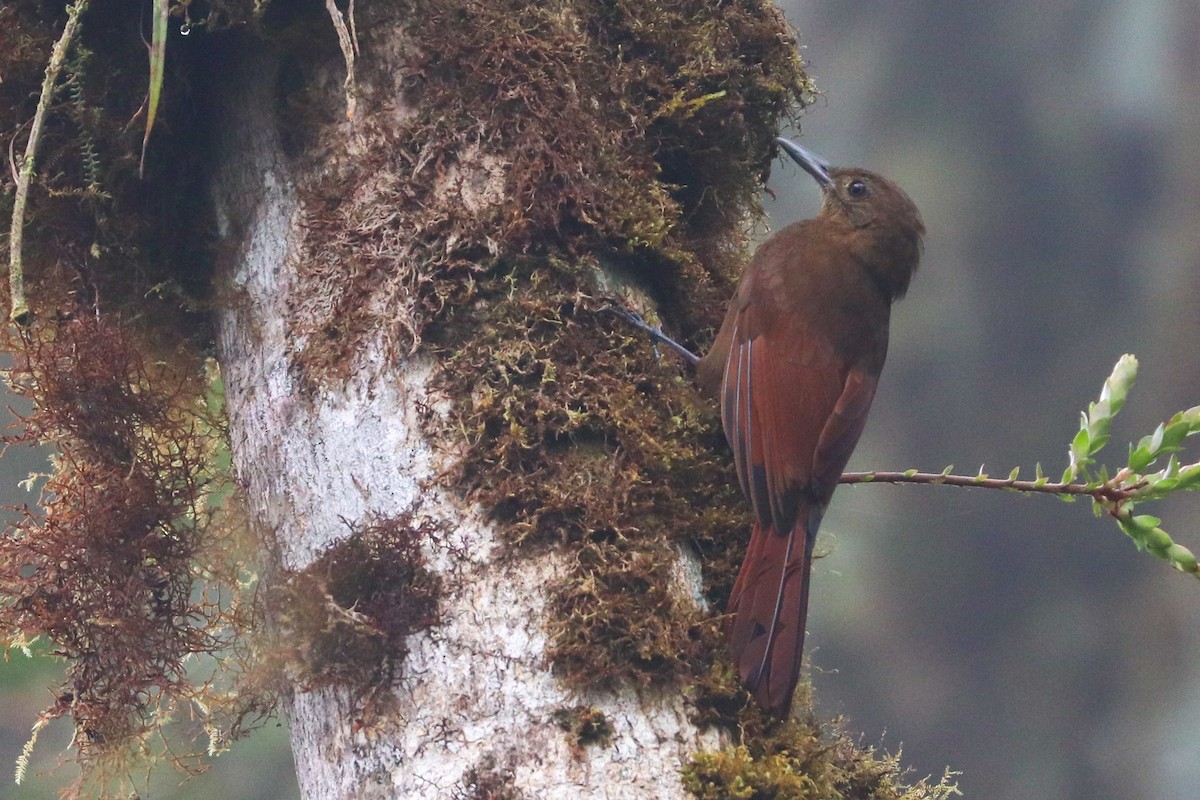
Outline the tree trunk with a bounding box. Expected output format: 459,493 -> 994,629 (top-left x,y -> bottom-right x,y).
208,40 -> 721,800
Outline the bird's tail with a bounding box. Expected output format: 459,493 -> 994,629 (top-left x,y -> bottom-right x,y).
727,505 -> 821,717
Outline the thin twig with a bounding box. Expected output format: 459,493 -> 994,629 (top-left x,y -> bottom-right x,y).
839,469 -> 1148,505
325,0 -> 358,120
8,0 -> 90,326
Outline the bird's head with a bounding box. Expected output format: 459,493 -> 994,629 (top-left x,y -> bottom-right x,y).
775,136 -> 925,300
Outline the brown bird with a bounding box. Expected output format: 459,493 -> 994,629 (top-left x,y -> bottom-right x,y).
615,137 -> 924,716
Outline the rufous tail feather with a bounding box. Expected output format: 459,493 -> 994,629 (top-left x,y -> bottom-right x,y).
728,506 -> 820,716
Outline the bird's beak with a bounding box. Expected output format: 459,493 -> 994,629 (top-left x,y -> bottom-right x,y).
775,137 -> 834,189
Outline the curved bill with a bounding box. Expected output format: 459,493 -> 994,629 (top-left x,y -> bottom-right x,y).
775,137 -> 834,189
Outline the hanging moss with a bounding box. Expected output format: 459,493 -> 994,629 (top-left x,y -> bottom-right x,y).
0,317 -> 266,780
0,0 -> 283,784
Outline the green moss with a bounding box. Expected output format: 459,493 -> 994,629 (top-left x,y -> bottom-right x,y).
682,714 -> 961,800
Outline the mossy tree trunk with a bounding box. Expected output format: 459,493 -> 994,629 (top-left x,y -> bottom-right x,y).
211,58 -> 712,800
203,5 -> 794,795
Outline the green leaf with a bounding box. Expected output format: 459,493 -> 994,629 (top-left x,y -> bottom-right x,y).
1128,443 -> 1154,472
1117,513 -> 1159,543
1166,543 -> 1199,574
1144,526 -> 1173,552
1173,463 -> 1200,491
1159,455 -> 1188,480
1151,477 -> 1179,494
1163,405 -> 1200,437
1146,423 -> 1166,456
1129,407 -> 1200,472
1079,355 -> 1138,459
1072,426 -> 1091,457
140,0 -> 169,177
1161,421 -> 1192,449
1068,427 -> 1091,479
1098,354 -> 1138,416
1086,405 -> 1113,455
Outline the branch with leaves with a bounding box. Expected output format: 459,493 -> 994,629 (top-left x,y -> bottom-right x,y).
842,355 -> 1200,577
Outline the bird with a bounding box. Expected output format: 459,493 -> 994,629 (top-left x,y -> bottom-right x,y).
612,137 -> 924,716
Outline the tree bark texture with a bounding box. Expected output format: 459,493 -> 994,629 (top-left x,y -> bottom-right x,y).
208,39 -> 721,800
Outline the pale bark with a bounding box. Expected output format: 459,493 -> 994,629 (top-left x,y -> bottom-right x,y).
208,41 -> 717,800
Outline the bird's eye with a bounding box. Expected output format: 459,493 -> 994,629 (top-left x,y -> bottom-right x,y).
847,179 -> 868,198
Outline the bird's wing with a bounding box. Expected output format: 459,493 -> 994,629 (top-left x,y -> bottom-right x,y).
720,310 -> 847,533
721,299 -> 881,714
812,366 -> 879,491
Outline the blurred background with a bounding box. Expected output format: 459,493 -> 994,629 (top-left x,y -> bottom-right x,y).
776,2 -> 1200,799
3,1 -> 1199,798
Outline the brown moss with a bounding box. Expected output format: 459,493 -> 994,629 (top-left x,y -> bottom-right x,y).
0,4 -> 275,786
424,254 -> 753,689
453,754 -> 527,800
551,704 -> 614,756
289,0 -> 812,382
318,0 -> 808,702
0,317 -> 264,773
263,513 -> 443,693
264,0 -> 809,701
